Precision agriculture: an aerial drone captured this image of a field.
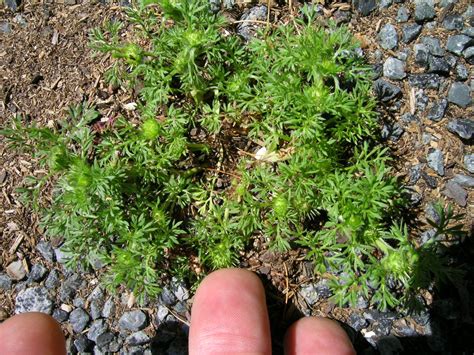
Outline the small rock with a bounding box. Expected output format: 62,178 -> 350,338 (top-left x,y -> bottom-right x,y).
174,301 -> 187,314
160,286 -> 178,306
396,49 -> 410,61
426,99 -> 448,121
45,269 -> 60,289
427,148 -> 445,176
36,241 -> 55,262
96,332 -> 115,348
447,118 -> 474,139
379,0 -> 392,9
90,299 -> 104,320
464,154 -> 474,173
333,10 -> 351,24
402,23 -> 422,43
415,90 -> 429,112
15,286 -> 53,314
425,203 -> 441,224
421,36 -> 445,56
353,0 -> 377,16
401,113 -> 418,123
421,172 -> 438,188
0,273 -> 12,290
382,122 -> 404,141
223,0 -> 235,10
463,47 -> 474,64
348,312 -> 369,331
443,181 -> 467,206
300,283 -> 320,306
439,0 -> 457,7
314,279 -> 332,298
415,1 -> 436,23
452,174 -> 474,188
455,63 -> 469,81
376,336 -> 404,353
443,13 -> 464,31
173,284 -> 189,302
154,305 -> 169,325
408,73 -> 440,89
408,164 -> 423,185
447,82 -> 472,108
5,0 -> 19,11
383,57 -> 406,80
69,308 -> 90,333
446,35 -> 473,56
396,7 -> 409,22
208,0 -> 220,13
445,54 -> 457,69
237,6 -> 267,40
52,308 -> 69,323
74,334 -> 94,353
73,297 -> 85,308
119,310 -> 148,332
88,319 -> 108,342
7,260 -> 27,281
408,190 -> 422,206
374,79 -> 402,102
427,56 -> 450,75
54,247 -> 69,264
420,229 -> 437,246
28,264 -> 48,282
379,23 -> 398,50
88,285 -> 104,302
414,43 -> 430,67
126,331 -> 151,346
102,297 -> 116,318
59,274 -> 83,303
0,21 -> 12,34
462,27 -> 474,38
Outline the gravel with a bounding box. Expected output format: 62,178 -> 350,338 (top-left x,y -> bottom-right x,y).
426,99 -> 448,121
427,55 -> 450,75
28,264 -> 48,283
374,79 -> 402,101
443,13 -> 464,31
0,273 -> 12,290
52,308 -> 69,323
464,154 -> 474,173
447,118 -> 474,139
443,181 -> 468,206
446,35 -> 474,56
421,36 -> 445,56
414,0 -> 436,22
383,57 -> 406,80
408,73 -> 440,89
396,6 -> 409,22
452,174 -> 474,188
36,241 -> 55,262
447,82 -> 472,108
119,310 -> 148,332
15,287 -> 54,314
402,23 -> 422,43
87,319 -> 108,342
126,331 -> 151,346
379,23 -> 399,50
69,308 -> 91,333
44,269 -> 60,289
74,335 -> 94,353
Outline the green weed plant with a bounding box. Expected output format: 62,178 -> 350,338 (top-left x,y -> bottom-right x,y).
1,0 -> 465,310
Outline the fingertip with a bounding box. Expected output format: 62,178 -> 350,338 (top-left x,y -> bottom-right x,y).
284,317 -> 355,355
189,268 -> 271,355
0,312 -> 66,355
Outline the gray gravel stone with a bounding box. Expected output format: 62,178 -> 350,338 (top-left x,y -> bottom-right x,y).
348,312 -> 369,331
415,89 -> 429,112
74,334 -> 94,353
7,260 -> 27,280
353,0 -> 377,16
379,0 -> 392,9
15,286 -> 53,314
408,73 -> 440,89
383,57 -> 406,80
36,241 -> 55,262
382,122 -> 404,141
88,319 -> 108,342
73,297 -> 85,308
455,63 -> 469,81
443,13 -> 464,31
237,6 -> 267,40
0,273 -> 12,290
463,46 -> 474,64
52,308 -> 69,323
88,285 -> 104,302
422,171 -> 438,188
54,247 -> 69,264
425,203 -> 441,224
452,174 -> 474,188
374,79 -> 401,102
427,55 -> 450,74
420,229 -> 437,245
300,283 -> 320,306
397,7 -> 409,22
90,299 -> 104,320
414,43 -> 430,67
70,308 -> 90,333
426,99 -> 448,121
447,118 -> 474,139
427,148 -> 445,176
408,164 -> 423,185
402,23 -> 422,43
421,36 -> 445,56
462,27 -> 474,38
448,82 -> 472,108
28,264 -> 48,282
443,181 -> 468,206
0,21 -> 12,34
446,35 -> 473,56
5,0 -> 19,11
96,332 -> 115,349
44,269 -> 60,289
119,310 -> 148,332
223,0 -> 235,9
464,154 -> 474,173
379,23 -> 398,50
160,286 -> 178,306
102,297 -> 116,318
415,1 -> 436,22
126,331 -> 151,346
154,305 -> 169,325
59,274 -> 83,303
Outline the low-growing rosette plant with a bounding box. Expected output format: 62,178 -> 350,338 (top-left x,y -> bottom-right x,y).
1,0 -> 465,310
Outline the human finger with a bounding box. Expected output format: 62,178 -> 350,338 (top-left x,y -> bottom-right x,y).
189,268 -> 272,355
